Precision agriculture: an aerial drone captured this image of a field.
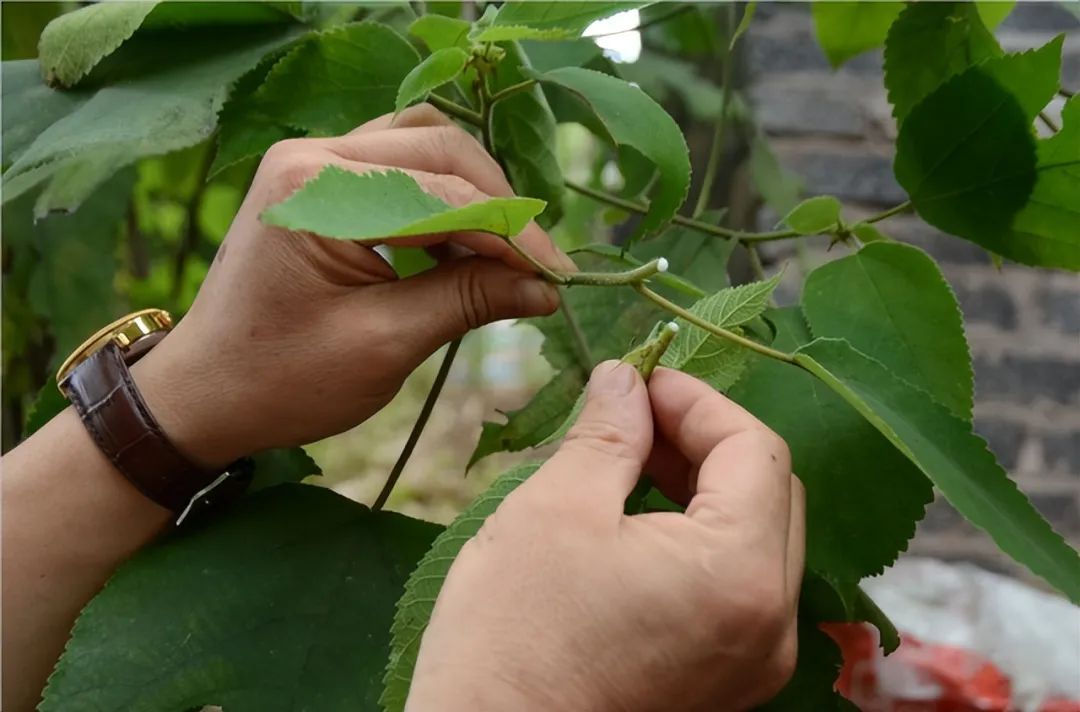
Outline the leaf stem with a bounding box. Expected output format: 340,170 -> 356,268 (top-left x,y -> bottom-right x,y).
426,94 -> 483,127
373,338 -> 462,511
634,283 -> 796,364
560,300 -> 594,370
488,79 -> 537,106
567,180 -> 912,243
693,1 -> 737,218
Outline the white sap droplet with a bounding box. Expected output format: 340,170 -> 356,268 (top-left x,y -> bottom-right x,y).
657,257 -> 669,272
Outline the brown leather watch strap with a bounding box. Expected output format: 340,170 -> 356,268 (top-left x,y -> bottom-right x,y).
61,341 -> 241,514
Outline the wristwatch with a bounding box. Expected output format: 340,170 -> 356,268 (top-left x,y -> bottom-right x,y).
56,309 -> 252,522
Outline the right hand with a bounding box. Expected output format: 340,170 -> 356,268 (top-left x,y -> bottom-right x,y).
408,362 -> 805,712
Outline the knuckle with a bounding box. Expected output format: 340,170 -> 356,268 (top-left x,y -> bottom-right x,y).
431,174 -> 483,207
744,427 -> 791,470
259,140 -> 322,196
454,265 -> 493,329
562,417 -> 639,463
404,102 -> 451,127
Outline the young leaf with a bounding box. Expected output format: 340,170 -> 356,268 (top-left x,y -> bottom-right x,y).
2,27 -> 301,213
382,463 -> 541,712
476,2 -> 645,42
749,131 -> 802,216
729,308 -> 933,583
256,22 -> 420,137
490,42 -> 565,228
661,274 -> 781,390
249,447 -> 321,491
395,47 -> 469,114
884,2 -> 1002,126
782,195 -> 842,235
261,167 -> 545,240
851,222 -> 890,243
42,485 -> 441,712
531,67 -> 691,240
894,40 -> 1078,270
796,338 -> 1080,601
408,14 -> 471,51
803,242 -> 973,419
729,1 -> 757,50
811,2 -> 905,68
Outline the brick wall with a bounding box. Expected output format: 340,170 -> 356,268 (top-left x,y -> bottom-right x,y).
744,3 -> 1080,581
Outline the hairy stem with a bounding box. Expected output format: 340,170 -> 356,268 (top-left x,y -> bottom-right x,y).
488,79 -> 537,106
693,2 -> 737,218
560,300 -> 594,370
745,243 -> 768,282
634,283 -> 796,364
373,338 -> 462,511
426,94 -> 483,126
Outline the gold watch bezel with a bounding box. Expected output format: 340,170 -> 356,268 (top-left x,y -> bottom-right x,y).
55,308 -> 174,391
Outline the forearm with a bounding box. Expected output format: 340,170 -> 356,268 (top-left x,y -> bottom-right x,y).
1,406 -> 171,711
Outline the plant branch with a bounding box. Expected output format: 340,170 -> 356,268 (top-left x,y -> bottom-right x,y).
1039,110 -> 1060,133
427,93 -> 483,127
373,338 -> 462,511
560,300 -> 594,370
745,243 -> 768,282
488,79 -> 537,106
634,283 -> 796,364
693,2 -> 737,218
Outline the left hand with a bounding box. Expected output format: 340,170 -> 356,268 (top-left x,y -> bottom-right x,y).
131,104 -> 573,467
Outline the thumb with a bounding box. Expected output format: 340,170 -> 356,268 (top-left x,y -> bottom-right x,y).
382,256 -> 559,353
539,360 -> 654,512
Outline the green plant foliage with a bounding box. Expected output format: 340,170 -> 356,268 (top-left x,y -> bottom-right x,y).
811,2 -> 905,68
261,166 -> 545,240
532,67 -> 692,240
617,54 -> 751,123
660,274 -> 781,390
490,42 -> 565,227
749,132 -> 802,216
730,2 -> 758,50
796,339 -> 1080,600
803,242 -> 973,419
730,309 -> 933,583
895,39 -> 1078,270
1,61 -> 87,169
782,195 -> 842,234
37,1 -> 294,88
884,2 -> 1002,126
476,2 -> 644,42
851,222 -> 890,243
249,447 -> 322,491
395,47 -> 469,113
3,26 -> 300,215
408,14 -> 471,51
255,22 -> 420,136
382,463 -> 540,712
42,484 -> 441,712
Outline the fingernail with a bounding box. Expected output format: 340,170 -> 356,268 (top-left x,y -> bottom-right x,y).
516,278 -> 559,314
589,360 -> 637,396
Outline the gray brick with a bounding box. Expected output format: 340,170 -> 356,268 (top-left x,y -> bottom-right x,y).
999,4 -> 1079,32
974,418 -> 1026,470
1028,492 -> 1080,533
750,83 -> 866,137
890,220 -> 994,265
1043,432 -> 1080,474
1036,286 -> 1080,334
919,498 -> 966,534
777,150 -> 907,205
953,282 -> 1019,330
974,354 -> 1080,406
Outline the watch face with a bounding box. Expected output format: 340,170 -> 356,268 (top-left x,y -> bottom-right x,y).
56,309 -> 173,390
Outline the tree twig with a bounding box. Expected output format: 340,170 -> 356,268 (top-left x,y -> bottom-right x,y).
427,93 -> 483,127
373,338 -> 463,511
693,2 -> 737,218
560,300 -> 594,370
488,79 -> 537,106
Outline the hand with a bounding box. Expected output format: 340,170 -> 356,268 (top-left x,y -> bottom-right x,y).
131,104 -> 574,467
407,363 -> 805,712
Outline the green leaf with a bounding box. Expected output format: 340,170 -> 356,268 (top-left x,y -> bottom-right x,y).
803,242 -> 973,419
729,308 -> 933,583
811,1 -> 905,68
3,26 -> 301,215
796,338 -> 1080,601
42,484 -> 442,712
894,40 -> 1078,270
382,463 -> 540,712
532,67 -> 691,240
520,38 -> 602,72
616,53 -> 751,123
256,22 -> 419,137
851,222 -> 890,243
491,42 -> 565,228
38,1 -> 295,88
408,14 -> 470,51
730,1 -> 757,50
261,166 -> 545,240
976,1 -> 1016,28
249,447 -> 321,491
476,2 -> 645,42
749,131 -> 802,216
884,2 -> 1002,126
1,60 -> 88,168
660,274 -> 781,390
758,611 -> 855,711
800,572 -> 900,654
395,47 -> 468,113
782,195 -> 842,234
